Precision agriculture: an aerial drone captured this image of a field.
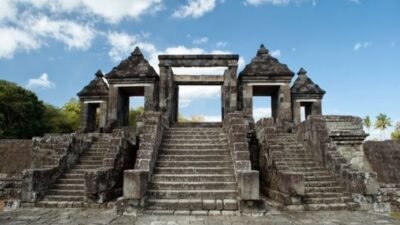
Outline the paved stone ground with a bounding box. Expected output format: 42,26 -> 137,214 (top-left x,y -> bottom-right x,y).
0,208 -> 399,225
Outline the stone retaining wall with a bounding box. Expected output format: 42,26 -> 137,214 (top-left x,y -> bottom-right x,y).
364,141 -> 400,183
0,140 -> 32,176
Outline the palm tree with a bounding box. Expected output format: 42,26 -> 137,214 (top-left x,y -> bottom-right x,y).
363,116 -> 371,133
375,113 -> 392,140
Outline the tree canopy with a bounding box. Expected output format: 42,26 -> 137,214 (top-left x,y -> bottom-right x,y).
0,80 -> 46,138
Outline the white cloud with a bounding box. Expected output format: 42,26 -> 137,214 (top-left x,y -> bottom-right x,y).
179,86 -> 220,108
193,37 -> 209,45
0,0 -> 17,22
353,41 -> 371,51
24,16 -> 96,50
270,49 -> 281,57
216,41 -> 228,48
0,27 -> 40,59
26,73 -> 55,89
16,0 -> 163,23
244,0 -> 313,6
253,107 -> 272,121
173,0 -> 216,18
106,32 -> 157,62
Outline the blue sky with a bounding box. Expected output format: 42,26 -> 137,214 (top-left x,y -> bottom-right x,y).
0,0 -> 399,139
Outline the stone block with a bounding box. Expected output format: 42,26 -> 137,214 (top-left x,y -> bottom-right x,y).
202,199 -> 216,210
233,143 -> 248,152
234,151 -> 250,161
223,199 -> 238,210
216,199 -> 223,210
123,170 -> 148,199
237,170 -> 259,200
235,161 -> 251,170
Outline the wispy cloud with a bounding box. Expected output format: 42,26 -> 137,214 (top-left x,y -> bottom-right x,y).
253,107 -> 272,121
193,36 -> 209,45
243,0 -> 315,6
179,86 -> 221,108
353,41 -> 371,51
173,0 -> 216,18
216,41 -> 228,48
270,49 -> 281,57
26,73 -> 55,90
349,0 -> 361,4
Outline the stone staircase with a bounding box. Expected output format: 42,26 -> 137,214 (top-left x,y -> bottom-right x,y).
146,124 -> 239,212
268,132 -> 359,211
37,138 -> 111,207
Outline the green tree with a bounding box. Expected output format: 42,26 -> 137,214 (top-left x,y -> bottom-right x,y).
375,113 -> 392,140
60,98 -> 80,132
129,106 -> 144,128
391,122 -> 400,141
0,80 -> 46,138
363,116 -> 371,133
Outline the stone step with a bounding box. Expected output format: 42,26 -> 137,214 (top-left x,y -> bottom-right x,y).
52,184 -> 84,190
73,165 -> 101,169
163,134 -> 226,139
303,202 -> 359,211
305,186 -> 343,193
62,173 -> 85,179
158,155 -> 230,161
164,132 -> 224,136
304,181 -> 339,187
162,140 -> 227,145
58,178 -> 84,184
156,161 -> 233,168
305,175 -> 336,182
160,144 -> 228,150
78,159 -> 103,165
152,174 -> 236,182
304,196 -> 353,204
69,169 -> 90,173
276,161 -> 318,167
288,167 -> 328,172
150,181 -> 237,190
44,195 -> 84,202
79,156 -> 104,161
160,150 -> 230,156
154,167 -> 234,175
146,199 -> 238,211
305,192 -> 346,198
47,189 -> 84,196
147,189 -> 238,199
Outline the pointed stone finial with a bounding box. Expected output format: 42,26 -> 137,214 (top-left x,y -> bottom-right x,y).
298,68 -> 307,76
257,44 -> 269,56
131,47 -> 143,57
95,70 -> 104,78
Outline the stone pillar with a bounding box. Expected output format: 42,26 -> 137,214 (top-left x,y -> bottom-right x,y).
276,84 -> 292,127
229,66 -> 238,113
242,84 -> 253,119
99,101 -> 108,129
223,69 -> 230,120
79,101 -> 89,132
159,66 -> 168,112
311,100 -> 322,115
292,100 -> 301,125
144,84 -> 155,111
107,85 -> 119,123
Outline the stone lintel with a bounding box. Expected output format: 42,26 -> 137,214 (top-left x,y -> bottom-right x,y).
174,75 -> 224,85
158,55 -> 239,67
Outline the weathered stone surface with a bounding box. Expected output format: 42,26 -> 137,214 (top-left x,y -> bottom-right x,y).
123,170 -> 148,200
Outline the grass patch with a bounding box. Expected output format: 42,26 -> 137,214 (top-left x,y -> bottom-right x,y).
391,211 -> 400,220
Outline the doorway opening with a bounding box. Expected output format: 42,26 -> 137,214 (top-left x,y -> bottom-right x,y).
253,96 -> 272,122
177,85 -> 222,123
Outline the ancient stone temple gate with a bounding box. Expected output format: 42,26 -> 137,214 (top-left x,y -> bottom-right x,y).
16,44 -> 381,214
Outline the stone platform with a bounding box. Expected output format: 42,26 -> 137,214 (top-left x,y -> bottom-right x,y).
0,208 -> 399,225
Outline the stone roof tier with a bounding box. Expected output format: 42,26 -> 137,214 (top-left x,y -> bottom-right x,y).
239,44 -> 294,78
77,70 -> 109,97
291,68 -> 326,98
106,47 -> 158,80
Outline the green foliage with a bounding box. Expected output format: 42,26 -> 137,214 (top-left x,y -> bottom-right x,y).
129,107 -> 144,128
61,98 -> 80,132
0,80 -> 46,138
363,116 -> 371,130
375,113 -> 392,140
391,122 -> 400,141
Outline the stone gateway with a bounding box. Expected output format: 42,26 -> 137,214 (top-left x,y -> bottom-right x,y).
1,44 -> 398,216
